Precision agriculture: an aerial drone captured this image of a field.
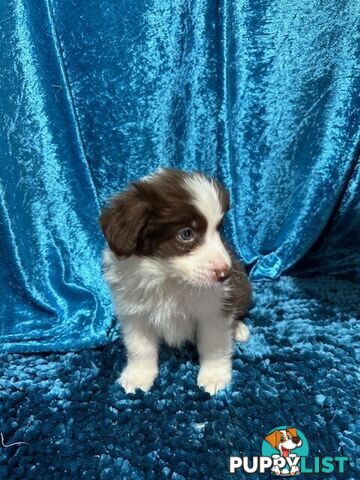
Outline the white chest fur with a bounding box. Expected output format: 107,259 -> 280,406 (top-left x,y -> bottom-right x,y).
104,250 -> 225,347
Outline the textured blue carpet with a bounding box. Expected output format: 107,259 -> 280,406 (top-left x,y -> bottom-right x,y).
1,275 -> 359,480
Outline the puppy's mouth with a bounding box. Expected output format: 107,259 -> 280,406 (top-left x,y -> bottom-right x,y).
201,275 -> 231,288
280,446 -> 290,457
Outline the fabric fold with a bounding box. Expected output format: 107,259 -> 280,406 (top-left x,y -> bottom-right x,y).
0,0 -> 359,352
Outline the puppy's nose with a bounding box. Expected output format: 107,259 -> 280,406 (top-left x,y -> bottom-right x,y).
292,436 -> 301,444
214,267 -> 231,283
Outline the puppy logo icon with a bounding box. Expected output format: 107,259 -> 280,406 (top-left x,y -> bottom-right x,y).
262,426 -> 309,476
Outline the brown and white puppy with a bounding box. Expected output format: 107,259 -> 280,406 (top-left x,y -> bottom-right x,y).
100,168 -> 251,395
265,428 -> 303,476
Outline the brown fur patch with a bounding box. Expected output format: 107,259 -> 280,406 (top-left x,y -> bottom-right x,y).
222,246 -> 252,318
100,169 -> 208,258
99,187 -> 149,258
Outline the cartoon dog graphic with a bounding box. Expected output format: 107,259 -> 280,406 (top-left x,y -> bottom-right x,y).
265,428 -> 303,476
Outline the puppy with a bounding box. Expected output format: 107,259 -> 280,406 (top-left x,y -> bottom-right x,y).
265,428 -> 303,476
100,168 -> 251,395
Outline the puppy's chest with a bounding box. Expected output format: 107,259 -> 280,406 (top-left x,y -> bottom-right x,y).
144,285 -> 199,346
121,282 -> 211,346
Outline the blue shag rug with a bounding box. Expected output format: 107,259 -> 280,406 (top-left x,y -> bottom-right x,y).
1,275 -> 359,480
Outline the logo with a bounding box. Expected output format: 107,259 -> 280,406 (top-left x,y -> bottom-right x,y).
261,427 -> 308,476
230,426 -> 348,476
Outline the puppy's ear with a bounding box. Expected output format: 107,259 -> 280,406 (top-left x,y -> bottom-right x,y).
287,428 -> 298,438
99,186 -> 150,257
265,430 -> 281,449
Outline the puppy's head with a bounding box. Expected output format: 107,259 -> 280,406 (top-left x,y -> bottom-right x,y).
265,428 -> 302,455
100,168 -> 232,287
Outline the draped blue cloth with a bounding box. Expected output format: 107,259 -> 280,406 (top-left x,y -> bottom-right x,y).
1,0 -> 359,352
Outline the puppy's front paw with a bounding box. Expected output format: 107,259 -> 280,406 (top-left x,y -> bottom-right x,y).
197,365 -> 231,395
234,321 -> 250,342
290,465 -> 300,475
117,365 -> 158,393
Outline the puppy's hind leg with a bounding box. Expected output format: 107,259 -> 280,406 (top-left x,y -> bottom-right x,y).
234,320 -> 250,342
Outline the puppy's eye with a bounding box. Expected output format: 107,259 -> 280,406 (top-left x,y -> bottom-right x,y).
280,436 -> 285,442
287,434 -> 291,440
177,227 -> 194,242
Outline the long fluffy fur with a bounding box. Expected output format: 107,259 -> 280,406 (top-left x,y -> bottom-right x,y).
100,169 -> 251,395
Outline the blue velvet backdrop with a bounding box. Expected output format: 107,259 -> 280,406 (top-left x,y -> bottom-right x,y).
1,0 -> 359,352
